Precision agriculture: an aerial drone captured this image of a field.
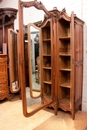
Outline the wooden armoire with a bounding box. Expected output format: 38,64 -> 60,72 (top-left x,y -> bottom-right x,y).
18,0 -> 84,119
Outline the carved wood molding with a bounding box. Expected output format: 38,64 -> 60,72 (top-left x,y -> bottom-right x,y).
20,0 -> 52,18
58,8 -> 70,22
0,8 -> 18,20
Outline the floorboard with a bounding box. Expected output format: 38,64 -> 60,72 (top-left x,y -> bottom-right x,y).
0,95 -> 87,130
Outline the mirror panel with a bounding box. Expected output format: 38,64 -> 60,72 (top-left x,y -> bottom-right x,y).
28,23 -> 41,98
8,29 -> 20,93
26,24 -> 42,111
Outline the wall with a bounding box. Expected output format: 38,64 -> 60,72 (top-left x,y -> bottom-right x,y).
0,0 -> 87,112
81,0 -> 87,112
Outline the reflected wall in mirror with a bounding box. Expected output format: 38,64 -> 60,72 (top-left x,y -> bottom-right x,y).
8,29 -> 20,93
27,23 -> 41,98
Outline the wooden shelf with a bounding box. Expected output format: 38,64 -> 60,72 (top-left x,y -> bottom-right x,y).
59,36 -> 70,40
59,16 -> 71,113
43,67 -> 51,69
60,82 -> 71,88
60,68 -> 71,71
43,54 -> 51,56
59,53 -> 71,56
43,39 -> 51,41
43,81 -> 52,84
43,48 -> 51,67
60,95 -> 70,105
42,20 -> 51,94
59,95 -> 70,111
43,93 -> 52,99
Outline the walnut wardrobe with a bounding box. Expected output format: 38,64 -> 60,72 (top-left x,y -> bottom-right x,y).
18,0 -> 84,119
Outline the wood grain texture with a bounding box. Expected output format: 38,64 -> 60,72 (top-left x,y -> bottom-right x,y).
0,95 -> 87,130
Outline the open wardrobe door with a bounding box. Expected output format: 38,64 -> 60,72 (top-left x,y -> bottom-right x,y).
8,29 -> 21,94
18,0 -> 54,117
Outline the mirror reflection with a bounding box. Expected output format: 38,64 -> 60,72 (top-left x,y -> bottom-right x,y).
30,26 -> 40,89
25,23 -> 41,103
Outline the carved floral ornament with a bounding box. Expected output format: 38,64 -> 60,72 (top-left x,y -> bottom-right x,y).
20,0 -> 70,22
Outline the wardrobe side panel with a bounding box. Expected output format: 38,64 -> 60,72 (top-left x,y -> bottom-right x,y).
74,19 -> 84,109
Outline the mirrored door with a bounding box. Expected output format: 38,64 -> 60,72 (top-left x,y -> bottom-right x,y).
18,0 -> 53,117
8,29 -> 20,93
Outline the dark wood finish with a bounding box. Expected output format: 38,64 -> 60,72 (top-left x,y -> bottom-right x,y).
0,8 -> 18,98
0,54 -> 9,100
18,0 -> 84,119
0,8 -> 18,53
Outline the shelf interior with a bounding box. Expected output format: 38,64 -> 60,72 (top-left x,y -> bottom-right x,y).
43,40 -> 51,55
58,18 -> 70,37
59,38 -> 70,55
41,20 -> 52,99
42,21 -> 50,40
59,71 -> 71,88
43,83 -> 51,96
43,69 -> 51,82
43,56 -> 51,67
59,56 -> 71,69
59,87 -> 70,102
60,95 -> 70,105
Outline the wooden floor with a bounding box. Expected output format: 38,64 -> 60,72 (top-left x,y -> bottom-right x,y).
0,95 -> 87,130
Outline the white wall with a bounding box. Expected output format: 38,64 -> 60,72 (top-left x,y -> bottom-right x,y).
81,0 -> 87,112
0,0 -> 87,112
